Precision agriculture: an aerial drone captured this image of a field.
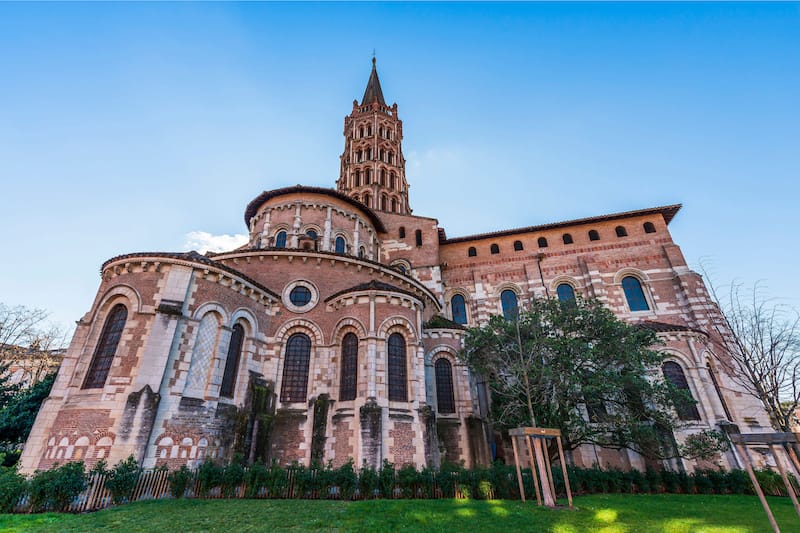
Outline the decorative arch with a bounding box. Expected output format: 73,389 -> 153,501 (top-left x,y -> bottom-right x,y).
88,284 -> 142,324
377,315 -> 417,340
332,316 -> 367,343
274,318 -> 325,346
390,259 -> 411,275
192,302 -> 229,324
613,268 -> 650,284
548,276 -> 580,294
426,344 -> 459,365
228,307 -> 258,334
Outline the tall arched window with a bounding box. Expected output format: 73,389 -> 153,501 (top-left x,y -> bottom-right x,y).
622,276 -> 650,311
275,231 -> 287,249
556,283 -> 575,303
451,294 -> 467,325
387,333 -> 407,402
537,237 -> 548,248
435,358 -> 455,414
662,361 -> 701,421
355,170 -> 361,187
381,195 -> 387,210
340,333 -> 358,401
391,198 -> 397,212
185,313 -> 220,396
615,226 -> 628,237
490,243 -> 500,254
588,230 -> 600,241
562,233 -> 574,245
364,194 -> 371,207
468,247 -> 477,257
83,303 -> 127,389
500,290 -> 518,320
281,333 -> 311,402
415,230 -> 423,247
358,246 -> 366,258
335,236 -> 346,254
643,222 -> 656,234
220,323 -> 244,398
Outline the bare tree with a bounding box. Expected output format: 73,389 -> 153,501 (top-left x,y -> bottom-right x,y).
0,303 -> 66,388
704,279 -> 800,433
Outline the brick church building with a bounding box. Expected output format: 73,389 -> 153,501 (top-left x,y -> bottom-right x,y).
20,60 -> 769,474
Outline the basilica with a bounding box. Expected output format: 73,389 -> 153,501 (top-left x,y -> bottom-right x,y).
20,60 -> 769,474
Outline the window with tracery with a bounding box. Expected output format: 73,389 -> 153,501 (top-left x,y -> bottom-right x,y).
280,333 -> 311,402
622,276 -> 650,311
83,304 -> 127,389
451,294 -> 467,325
339,333 -> 358,401
388,333 -> 407,402
500,290 -> 518,320
435,358 -> 455,414
663,361 -> 701,421
220,323 -> 244,398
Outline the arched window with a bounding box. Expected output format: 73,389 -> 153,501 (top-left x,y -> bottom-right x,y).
662,361 -> 701,421
185,313 -> 220,395
513,240 -> 523,251
366,169 -> 372,184
275,231 -> 287,249
220,323 -> 244,398
643,222 -> 656,234
615,226 -> 628,237
355,170 -> 361,187
556,283 -> 575,302
468,247 -> 477,257
280,333 -> 311,402
622,276 -> 650,311
415,229 -> 422,247
306,229 -> 317,241
387,333 -> 407,402
562,233 -> 573,245
588,230 -> 600,241
399,226 -> 406,239
451,294 -> 467,325
340,333 -> 358,401
364,194 -> 371,207
500,290 -> 518,320
391,198 -> 397,212
435,358 -> 456,414
380,169 -> 386,185
390,173 -> 396,189
490,243 -> 500,254
83,304 -> 127,389
537,237 -> 548,248
335,236 -> 346,254
358,246 -> 366,259
381,195 -> 387,211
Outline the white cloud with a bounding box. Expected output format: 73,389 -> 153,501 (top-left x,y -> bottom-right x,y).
183,231 -> 249,254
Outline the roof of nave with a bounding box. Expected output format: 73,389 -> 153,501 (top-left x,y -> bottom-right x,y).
244,185 -> 387,233
440,204 -> 682,244
637,320 -> 706,336
325,279 -> 421,303
101,251 -> 280,300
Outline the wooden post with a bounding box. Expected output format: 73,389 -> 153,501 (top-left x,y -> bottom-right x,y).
533,438 -> 555,507
542,441 -> 556,504
511,434 -> 526,502
525,435 -> 542,506
735,443 -> 781,533
556,436 -> 573,508
769,444 -> 800,518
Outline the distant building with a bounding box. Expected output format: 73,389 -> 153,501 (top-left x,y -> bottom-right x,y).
1,344 -> 64,389
20,60 -> 770,474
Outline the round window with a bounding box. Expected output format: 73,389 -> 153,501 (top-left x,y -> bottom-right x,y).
289,286 -> 312,306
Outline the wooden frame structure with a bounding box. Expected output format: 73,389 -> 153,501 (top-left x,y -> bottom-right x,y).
509,427 -> 573,508
728,432 -> 800,533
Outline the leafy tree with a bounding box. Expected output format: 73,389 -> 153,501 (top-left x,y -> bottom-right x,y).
460,296 -> 697,459
0,371 -> 56,446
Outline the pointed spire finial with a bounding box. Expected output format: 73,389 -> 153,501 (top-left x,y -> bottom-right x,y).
361,53 -> 386,106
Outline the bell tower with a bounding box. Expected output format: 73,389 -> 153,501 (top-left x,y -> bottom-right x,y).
337,58 -> 410,214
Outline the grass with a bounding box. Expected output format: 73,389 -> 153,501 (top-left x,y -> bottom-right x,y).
0,494 -> 798,532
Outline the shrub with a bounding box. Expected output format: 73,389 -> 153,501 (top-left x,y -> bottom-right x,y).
245,460 -> 268,498
728,469 -> 749,495
197,459 -> 223,497
221,460 -> 245,498
105,456 -> 140,504
397,464 -> 419,498
168,465 -> 193,499
266,460 -> 288,498
359,461 -> 379,499
379,459 -> 396,498
28,461 -> 87,512
333,459 -> 358,500
0,465 -> 27,512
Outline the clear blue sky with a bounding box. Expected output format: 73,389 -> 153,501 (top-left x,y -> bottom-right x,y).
1,2 -> 798,334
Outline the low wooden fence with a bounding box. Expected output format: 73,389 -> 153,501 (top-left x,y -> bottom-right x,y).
13,467 -> 519,513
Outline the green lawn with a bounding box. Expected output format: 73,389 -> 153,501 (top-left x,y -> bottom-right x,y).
1,495 -> 798,532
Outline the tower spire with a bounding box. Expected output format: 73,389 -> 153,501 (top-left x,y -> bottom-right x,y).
361,56 -> 386,107
337,59 -> 410,215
